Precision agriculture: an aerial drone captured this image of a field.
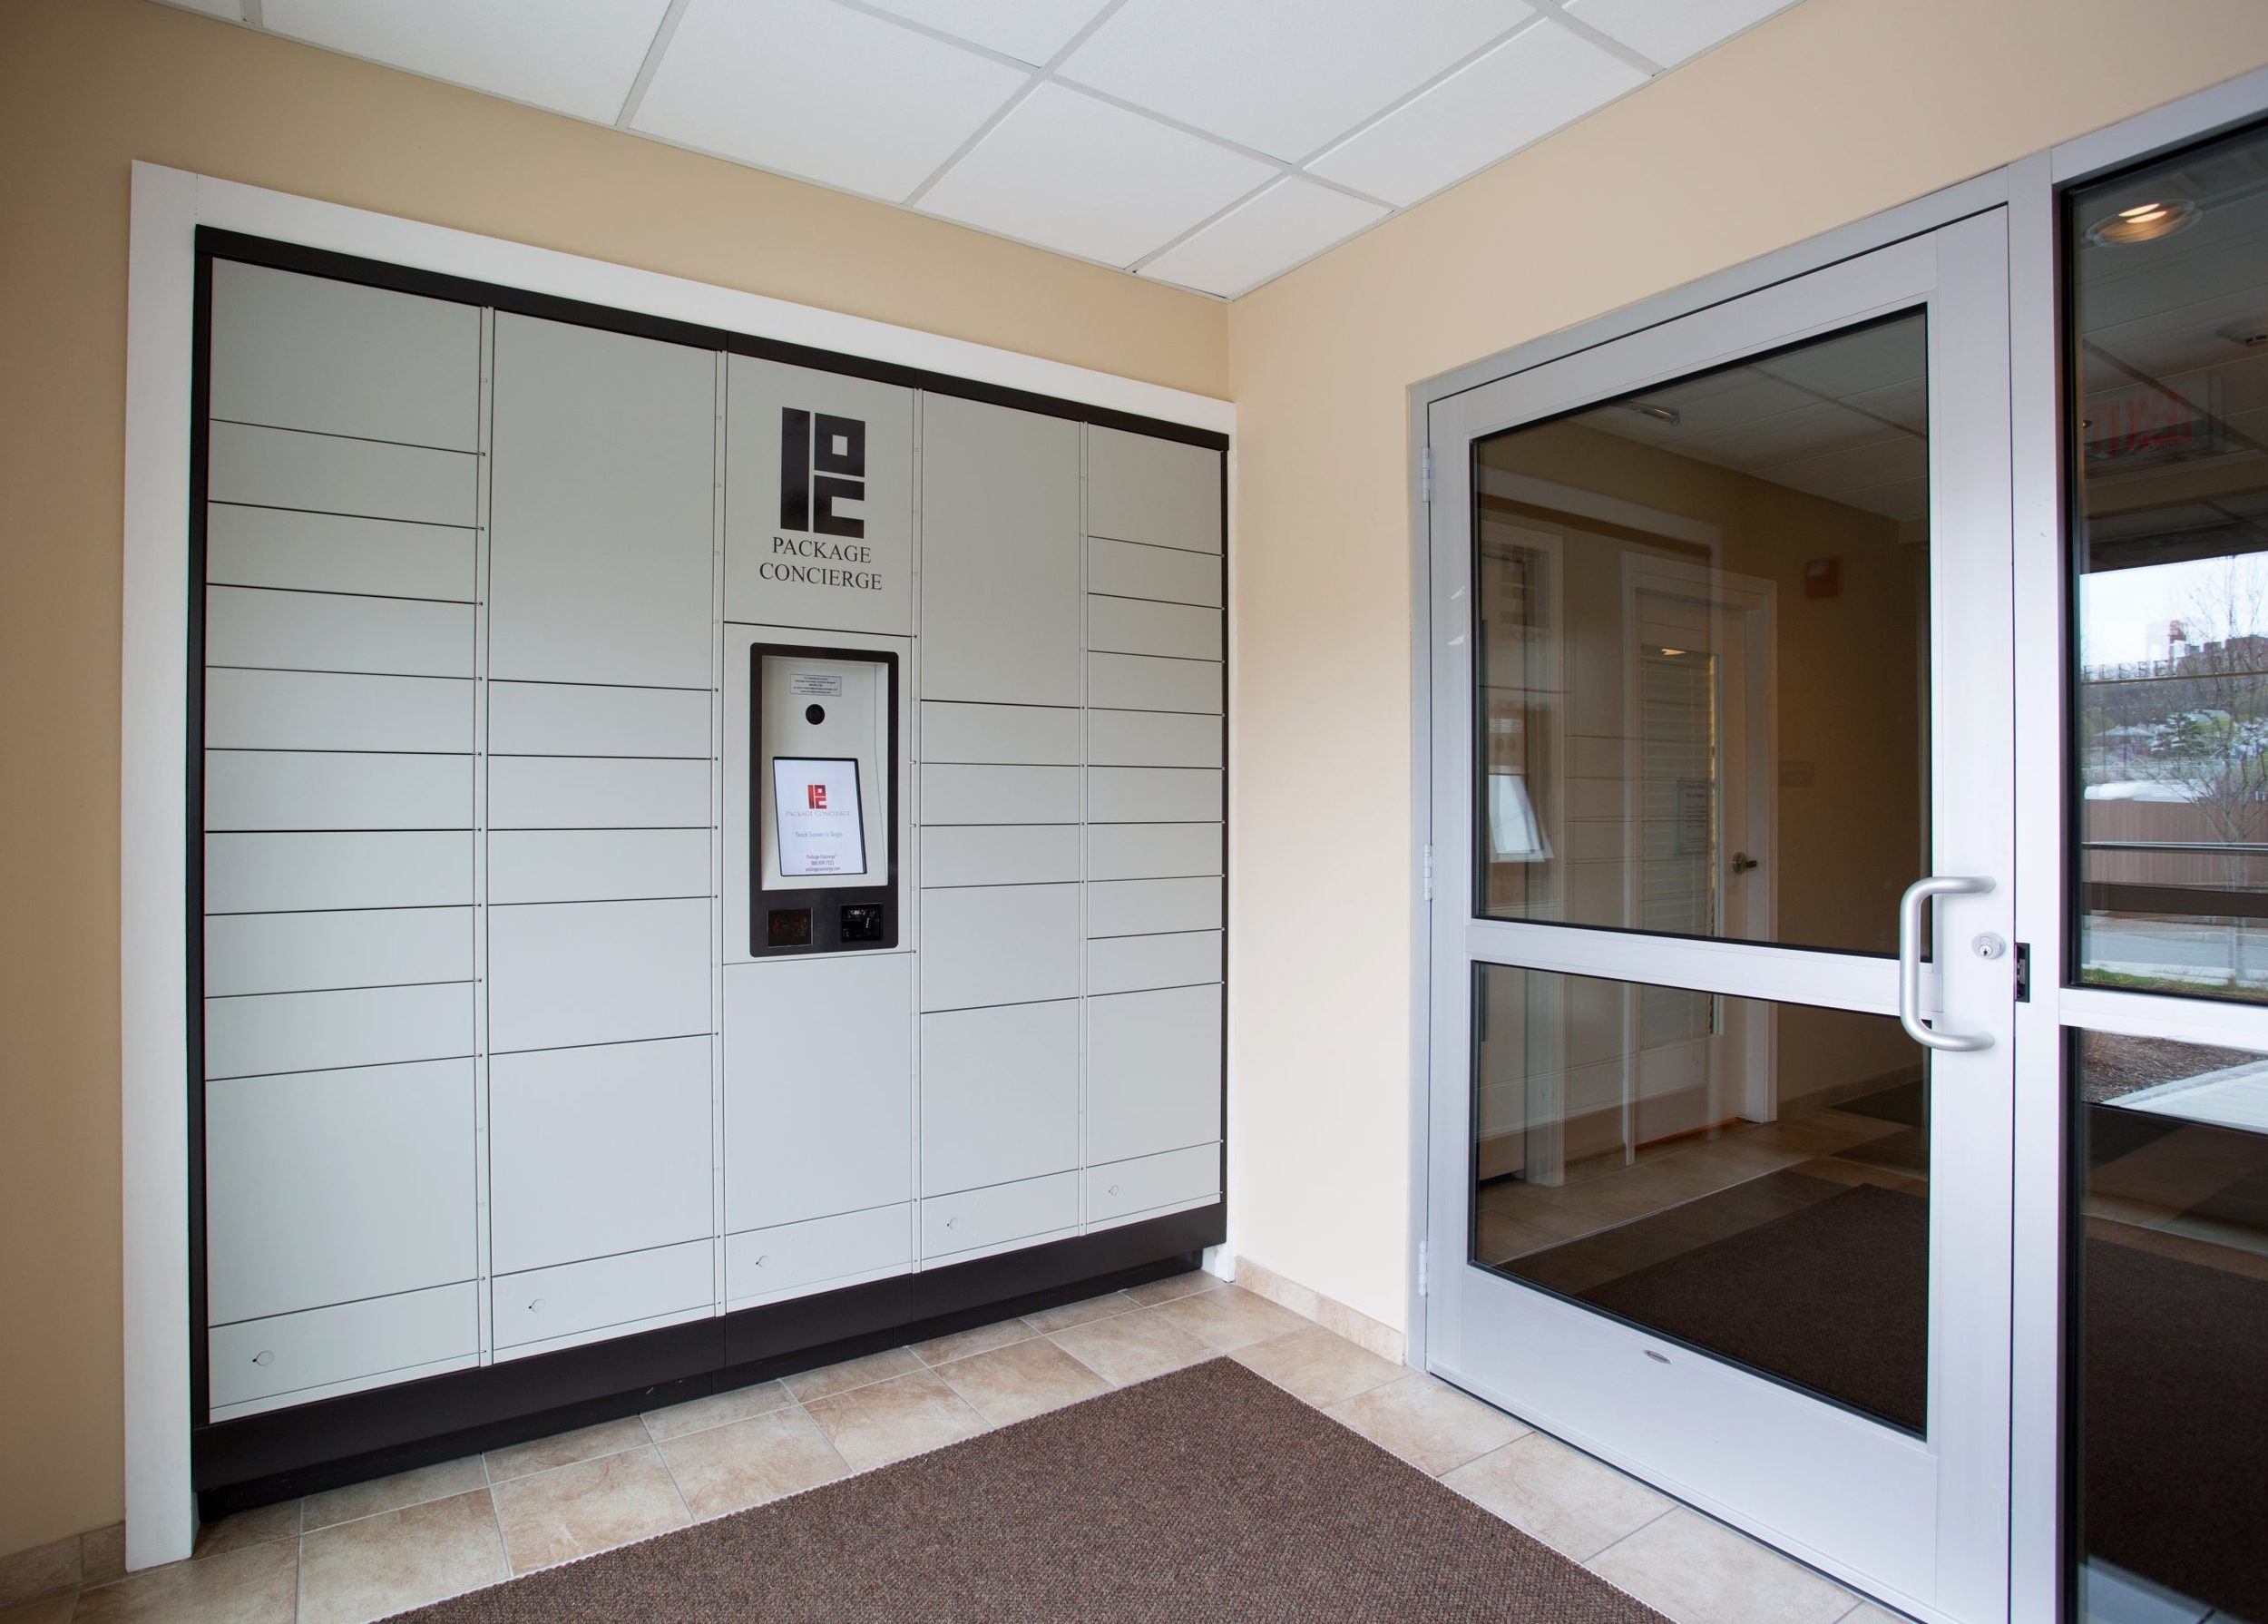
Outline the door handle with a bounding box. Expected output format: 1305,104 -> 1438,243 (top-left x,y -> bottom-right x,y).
1898,876 -> 1995,1052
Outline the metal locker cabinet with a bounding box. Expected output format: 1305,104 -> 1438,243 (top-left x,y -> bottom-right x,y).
207,421 -> 478,529
1087,876 -> 1224,938
204,751 -> 472,833
725,1204 -> 912,1308
1086,596 -> 1223,663
917,764 -> 1080,826
1086,652 -> 1223,715
1085,537 -> 1222,609
204,1059 -> 477,1326
921,825 -> 1081,888
1086,931 -> 1222,997
1087,823 -> 1222,882
1085,426 -> 1222,555
1087,767 -> 1224,824
487,829 -> 710,905
204,907 -> 474,1000
919,395 -> 1080,706
723,356 -> 915,635
204,585 -> 474,679
488,682 -> 711,758
488,1038 -> 715,1276
918,884 -> 1081,1012
1085,1145 -> 1220,1229
486,898 -> 712,1053
209,259 -> 481,450
920,1000 -> 1080,1197
204,983 -> 476,1081
488,314 -> 717,689
723,954 -> 914,1234
1084,983 -> 1224,1166
208,1284 -> 478,1418
486,758 -> 712,830
918,701 -> 1080,766
203,670 -> 473,754
1086,710 -> 1222,769
204,831 -> 473,915
204,504 -> 475,603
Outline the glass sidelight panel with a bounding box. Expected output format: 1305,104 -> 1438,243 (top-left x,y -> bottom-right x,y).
2071,121 -> 2268,1002
2072,1031 -> 2268,1624
1471,963 -> 1931,1432
1472,312 -> 1931,955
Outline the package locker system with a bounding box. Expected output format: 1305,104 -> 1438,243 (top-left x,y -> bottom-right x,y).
188,233 -> 1228,1508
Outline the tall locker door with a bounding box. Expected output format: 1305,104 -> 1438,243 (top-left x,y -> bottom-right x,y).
919,396 -> 1080,706
200,260 -> 483,1416
485,315 -> 720,1355
1080,426 -> 1226,1236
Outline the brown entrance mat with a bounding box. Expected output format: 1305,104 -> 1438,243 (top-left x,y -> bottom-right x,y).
401,1358 -> 1670,1623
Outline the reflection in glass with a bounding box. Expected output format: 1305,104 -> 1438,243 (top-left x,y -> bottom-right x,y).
1471,964 -> 1929,1433
2073,1031 -> 2268,1624
1473,312 -> 1930,955
2072,122 -> 2268,1001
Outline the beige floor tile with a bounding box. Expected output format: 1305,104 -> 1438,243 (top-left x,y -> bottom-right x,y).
1587,1508 -> 1855,1624
73,1539 -> 296,1624
189,1498 -> 300,1559
658,1406 -> 849,1519
1,1596 -> 76,1624
296,1488 -> 506,1624
1047,1309 -> 1213,1387
1325,1373 -> 1530,1476
1019,1292 -> 1141,1335
802,1369 -> 989,1472
912,1318 -> 1036,1366
78,1526 -> 125,1590
484,1416 -> 650,1484
1441,1433 -> 1671,1560
0,1537 -> 77,1611
782,1345 -> 924,1404
1154,1286 -> 1305,1352
490,1445 -> 689,1574
1231,1325 -> 1403,1408
302,1455 -> 486,1531
934,1336 -> 1109,1425
641,1380 -> 792,1443
1120,1270 -> 1228,1307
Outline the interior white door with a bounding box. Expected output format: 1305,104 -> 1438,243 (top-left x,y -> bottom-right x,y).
1425,211 -> 2015,1624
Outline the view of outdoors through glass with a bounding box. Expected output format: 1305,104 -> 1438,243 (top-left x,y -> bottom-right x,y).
2073,126 -> 2268,1001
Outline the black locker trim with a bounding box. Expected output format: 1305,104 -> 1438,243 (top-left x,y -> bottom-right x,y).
193,1206 -> 1224,1511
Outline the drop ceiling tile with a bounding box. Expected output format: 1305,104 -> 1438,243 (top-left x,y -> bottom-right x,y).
1566,0 -> 1803,67
1141,178 -> 1389,298
919,83 -> 1276,267
1305,21 -> 1647,208
1059,0 -> 1532,163
262,0 -> 672,123
634,0 -> 1029,201
854,0 -> 1111,64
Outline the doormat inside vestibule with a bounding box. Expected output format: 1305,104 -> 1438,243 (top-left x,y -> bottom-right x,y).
400,1357 -> 1672,1623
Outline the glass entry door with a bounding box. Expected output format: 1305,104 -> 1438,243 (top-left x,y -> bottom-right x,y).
1425,212 -> 2016,1622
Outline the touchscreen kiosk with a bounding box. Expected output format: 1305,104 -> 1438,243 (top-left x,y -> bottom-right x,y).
748,645 -> 898,954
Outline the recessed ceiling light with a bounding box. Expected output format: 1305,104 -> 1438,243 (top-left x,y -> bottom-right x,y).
2086,198 -> 2200,246
1626,403 -> 1681,427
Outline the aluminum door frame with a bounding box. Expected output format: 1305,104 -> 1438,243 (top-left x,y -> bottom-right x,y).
1422,213 -> 2016,1623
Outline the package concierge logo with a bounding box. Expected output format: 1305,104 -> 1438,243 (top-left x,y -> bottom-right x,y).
807,782 -> 828,810
771,407 -> 884,591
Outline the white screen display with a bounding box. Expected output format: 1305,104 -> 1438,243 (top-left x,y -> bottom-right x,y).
771,757 -> 867,878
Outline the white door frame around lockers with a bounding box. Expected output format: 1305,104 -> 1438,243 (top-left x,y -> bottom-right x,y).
119,162 -> 1237,1570
1427,213 -> 2016,1624
1405,64 -> 2268,1624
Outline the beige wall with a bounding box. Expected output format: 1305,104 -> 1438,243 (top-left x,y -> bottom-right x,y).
0,0 -> 1226,1557
1221,0 -> 2268,1337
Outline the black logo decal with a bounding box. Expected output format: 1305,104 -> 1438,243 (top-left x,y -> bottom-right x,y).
780,408 -> 866,538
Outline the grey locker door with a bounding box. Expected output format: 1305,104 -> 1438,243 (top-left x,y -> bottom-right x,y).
488,315 -> 718,689
919,396 -> 1080,706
